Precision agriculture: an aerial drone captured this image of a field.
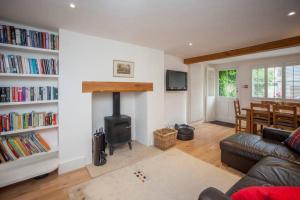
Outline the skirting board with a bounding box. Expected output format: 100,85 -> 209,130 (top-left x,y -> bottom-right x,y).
58,156 -> 86,174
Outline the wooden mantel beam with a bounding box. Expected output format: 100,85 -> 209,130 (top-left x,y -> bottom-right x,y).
82,81 -> 153,93
184,36 -> 300,64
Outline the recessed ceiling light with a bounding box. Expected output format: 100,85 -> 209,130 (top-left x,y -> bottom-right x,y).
188,42 -> 193,46
69,3 -> 76,8
287,11 -> 296,16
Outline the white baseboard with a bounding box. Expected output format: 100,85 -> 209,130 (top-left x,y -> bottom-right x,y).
58,156 -> 86,174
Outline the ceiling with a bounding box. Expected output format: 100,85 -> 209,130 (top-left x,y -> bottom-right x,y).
0,0 -> 300,58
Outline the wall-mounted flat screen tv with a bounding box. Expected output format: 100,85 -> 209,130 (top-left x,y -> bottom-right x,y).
166,70 -> 187,91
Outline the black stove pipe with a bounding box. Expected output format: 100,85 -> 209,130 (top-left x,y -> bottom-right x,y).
112,92 -> 120,117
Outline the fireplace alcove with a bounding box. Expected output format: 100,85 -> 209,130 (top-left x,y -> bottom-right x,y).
83,81 -> 153,155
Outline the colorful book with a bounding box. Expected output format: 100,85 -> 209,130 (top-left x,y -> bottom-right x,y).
0,133 -> 51,164
35,133 -> 51,151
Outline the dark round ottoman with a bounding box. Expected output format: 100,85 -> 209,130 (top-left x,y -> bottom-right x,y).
175,124 -> 195,141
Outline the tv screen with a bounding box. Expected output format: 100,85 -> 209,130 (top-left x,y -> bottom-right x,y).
166,70 -> 187,91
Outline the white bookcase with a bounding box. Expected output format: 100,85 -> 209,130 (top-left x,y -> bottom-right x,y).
0,21 -> 59,187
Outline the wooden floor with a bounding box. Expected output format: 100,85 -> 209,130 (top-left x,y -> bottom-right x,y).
0,123 -> 239,200
176,122 -> 242,176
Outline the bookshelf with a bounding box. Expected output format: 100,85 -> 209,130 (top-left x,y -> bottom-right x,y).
0,148 -> 59,187
0,43 -> 59,54
0,146 -> 59,170
0,21 -> 59,187
0,125 -> 59,136
0,100 -> 58,106
0,73 -> 59,78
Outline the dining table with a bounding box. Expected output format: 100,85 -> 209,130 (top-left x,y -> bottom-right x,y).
242,106 -> 300,133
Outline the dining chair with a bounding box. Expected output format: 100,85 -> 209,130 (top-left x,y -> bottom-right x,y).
283,102 -> 300,113
233,99 -> 246,133
250,103 -> 271,134
261,100 -> 278,110
261,100 -> 277,105
273,104 -> 298,130
283,102 -> 300,107
283,102 -> 300,122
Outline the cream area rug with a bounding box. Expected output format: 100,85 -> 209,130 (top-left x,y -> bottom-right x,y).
70,148 -> 241,200
87,141 -> 162,178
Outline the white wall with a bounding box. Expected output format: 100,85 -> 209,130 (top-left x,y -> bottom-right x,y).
59,29 -> 164,173
189,63 -> 206,123
164,54 -> 188,126
213,53 -> 300,123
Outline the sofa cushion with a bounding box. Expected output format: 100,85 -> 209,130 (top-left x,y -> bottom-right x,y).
231,186 -> 300,200
285,127 -> 300,154
247,156 -> 300,186
263,128 -> 290,142
220,133 -> 300,164
199,187 -> 231,200
226,176 -> 272,196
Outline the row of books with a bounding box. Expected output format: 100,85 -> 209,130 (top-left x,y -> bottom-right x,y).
0,133 -> 51,163
0,86 -> 58,103
0,25 -> 59,50
0,54 -> 59,75
0,112 -> 57,133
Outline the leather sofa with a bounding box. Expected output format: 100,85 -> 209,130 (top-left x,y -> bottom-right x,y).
199,156 -> 300,200
221,128 -> 300,173
198,128 -> 300,200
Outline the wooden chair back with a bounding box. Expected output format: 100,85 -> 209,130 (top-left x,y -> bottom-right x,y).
283,102 -> 300,114
234,99 -> 241,117
273,104 -> 298,130
261,100 -> 279,110
261,100 -> 277,105
283,102 -> 300,107
250,103 -> 271,126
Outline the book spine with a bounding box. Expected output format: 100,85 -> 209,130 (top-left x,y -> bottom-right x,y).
11,26 -> 16,45
0,25 -> 3,43
2,25 -> 8,43
0,138 -> 11,161
2,139 -> 17,160
15,28 -> 20,45
6,26 -> 11,44
8,138 -> 23,157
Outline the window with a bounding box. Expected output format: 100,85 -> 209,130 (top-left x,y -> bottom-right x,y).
252,68 -> 265,98
267,67 -> 282,98
286,65 -> 300,100
251,64 -> 300,100
218,69 -> 237,97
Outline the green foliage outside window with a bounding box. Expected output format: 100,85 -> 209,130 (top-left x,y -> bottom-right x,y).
219,69 -> 237,97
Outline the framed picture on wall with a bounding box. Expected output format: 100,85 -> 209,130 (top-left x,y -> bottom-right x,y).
113,60 -> 134,78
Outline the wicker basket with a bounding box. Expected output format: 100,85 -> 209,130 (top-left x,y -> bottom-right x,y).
154,128 -> 178,150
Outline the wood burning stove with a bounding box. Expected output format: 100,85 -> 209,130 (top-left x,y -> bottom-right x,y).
104,92 -> 132,155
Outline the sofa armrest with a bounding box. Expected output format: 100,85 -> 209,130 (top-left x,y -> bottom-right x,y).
262,128 -> 291,142
199,187 -> 231,200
